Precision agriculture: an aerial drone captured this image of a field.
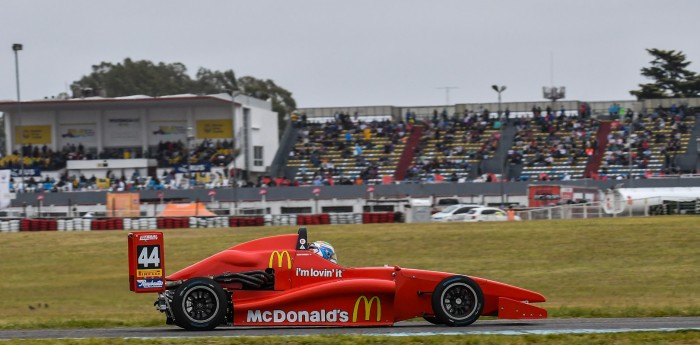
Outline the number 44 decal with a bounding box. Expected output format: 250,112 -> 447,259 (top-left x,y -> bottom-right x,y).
137,245 -> 161,268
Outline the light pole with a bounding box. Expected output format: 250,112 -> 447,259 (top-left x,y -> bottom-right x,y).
186,126 -> 194,189
492,85 -> 506,206
491,85 -> 506,118
229,91 -> 241,215
12,43 -> 23,190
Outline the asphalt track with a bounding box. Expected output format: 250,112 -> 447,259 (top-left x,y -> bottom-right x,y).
1,317 -> 700,339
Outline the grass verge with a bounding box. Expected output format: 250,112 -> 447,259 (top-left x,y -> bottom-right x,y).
1,216 -> 698,329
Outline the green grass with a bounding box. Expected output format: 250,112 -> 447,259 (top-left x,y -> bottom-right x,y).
1,217 -> 699,330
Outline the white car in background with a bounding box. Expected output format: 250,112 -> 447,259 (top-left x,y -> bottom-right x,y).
430,204 -> 483,222
462,207 -> 521,222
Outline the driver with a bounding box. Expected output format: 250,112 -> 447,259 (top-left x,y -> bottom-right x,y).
309,241 -> 338,264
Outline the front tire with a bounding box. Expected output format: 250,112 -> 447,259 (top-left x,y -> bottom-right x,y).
171,277 -> 227,331
431,275 -> 484,327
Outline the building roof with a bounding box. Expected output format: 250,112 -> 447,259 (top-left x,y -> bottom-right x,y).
0,93 -> 238,112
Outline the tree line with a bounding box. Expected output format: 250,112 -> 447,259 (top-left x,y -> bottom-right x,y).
68,58 -> 295,132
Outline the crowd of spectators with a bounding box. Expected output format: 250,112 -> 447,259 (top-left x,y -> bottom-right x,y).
0,138 -> 233,175
152,139 -> 233,167
601,104 -> 693,177
510,112 -> 598,168
289,112 -> 408,185
404,108 -> 502,182
3,104 -> 698,193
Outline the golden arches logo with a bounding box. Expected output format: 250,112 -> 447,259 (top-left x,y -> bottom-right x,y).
268,251 -> 292,269
352,295 -> 381,322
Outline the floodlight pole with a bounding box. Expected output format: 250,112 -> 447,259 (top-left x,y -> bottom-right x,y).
186,126 -> 194,189
230,91 -> 241,215
492,85 -> 507,206
13,43 -> 24,190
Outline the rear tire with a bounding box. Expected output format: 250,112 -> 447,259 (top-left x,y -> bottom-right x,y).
431,275 -> 483,327
171,277 -> 227,331
423,316 -> 442,325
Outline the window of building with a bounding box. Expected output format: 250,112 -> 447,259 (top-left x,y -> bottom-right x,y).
254,146 -> 263,166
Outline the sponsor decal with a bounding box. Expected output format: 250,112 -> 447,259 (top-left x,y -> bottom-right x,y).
244,295 -> 381,324
246,309 -> 349,323
268,251 -> 292,269
353,295 -> 381,322
138,234 -> 159,242
295,268 -> 343,278
136,269 -> 162,277
137,278 -> 164,289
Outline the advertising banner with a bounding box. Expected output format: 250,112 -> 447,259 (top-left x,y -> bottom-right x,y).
527,185 -> 562,207
196,119 -> 232,139
58,123 -> 97,147
105,117 -> 141,146
15,125 -> 52,145
149,120 -> 187,144
10,168 -> 41,178
174,163 -> 211,174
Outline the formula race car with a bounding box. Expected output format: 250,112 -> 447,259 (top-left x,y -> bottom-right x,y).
127,228 -> 546,330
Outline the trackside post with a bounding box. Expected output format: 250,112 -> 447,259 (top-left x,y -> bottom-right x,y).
128,232 -> 166,293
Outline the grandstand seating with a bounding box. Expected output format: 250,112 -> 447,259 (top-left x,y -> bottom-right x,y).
510,113 -> 598,181
404,116 -> 501,182
598,111 -> 695,178
285,118 -> 408,185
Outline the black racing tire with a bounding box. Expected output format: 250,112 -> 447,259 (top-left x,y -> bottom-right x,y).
423,316 -> 442,325
171,277 -> 227,331
431,275 -> 484,327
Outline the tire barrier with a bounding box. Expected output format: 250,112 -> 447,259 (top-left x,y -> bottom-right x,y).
0,220 -> 21,232
5,211 -> 402,233
191,216 -> 232,228
329,213 -> 363,224
295,214 -> 331,225
157,217 -> 190,229
90,218 -> 124,231
229,216 -> 265,227
266,214 -> 297,226
20,219 -> 58,231
362,212 -> 397,224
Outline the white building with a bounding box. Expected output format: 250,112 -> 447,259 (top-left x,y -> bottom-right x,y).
0,93 -> 278,180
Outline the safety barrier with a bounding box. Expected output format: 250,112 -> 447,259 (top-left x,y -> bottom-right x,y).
362,212 -> 397,224
21,219 -> 58,231
3,212 -> 400,233
229,216 -> 265,227
0,220 -> 21,232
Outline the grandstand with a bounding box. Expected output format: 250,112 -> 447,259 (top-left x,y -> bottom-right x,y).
1,96 -> 699,199
0,93 -> 278,191
290,100 -> 700,184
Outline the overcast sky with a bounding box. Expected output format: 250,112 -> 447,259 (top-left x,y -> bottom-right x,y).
2,0 -> 700,108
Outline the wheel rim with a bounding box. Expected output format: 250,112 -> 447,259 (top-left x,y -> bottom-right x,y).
182,286 -> 219,323
440,282 -> 478,321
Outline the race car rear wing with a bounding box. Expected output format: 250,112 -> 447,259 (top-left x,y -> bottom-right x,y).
128,231 -> 166,293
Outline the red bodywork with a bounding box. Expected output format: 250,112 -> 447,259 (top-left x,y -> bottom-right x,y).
160,232 -> 546,326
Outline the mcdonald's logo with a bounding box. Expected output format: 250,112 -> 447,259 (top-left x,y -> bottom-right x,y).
352,295 -> 381,322
268,251 -> 292,269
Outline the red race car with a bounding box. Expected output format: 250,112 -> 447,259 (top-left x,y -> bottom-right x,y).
128,228 -> 546,331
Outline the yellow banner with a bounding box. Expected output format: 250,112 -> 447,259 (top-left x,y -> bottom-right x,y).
15,125 -> 52,145
196,119 -> 232,139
